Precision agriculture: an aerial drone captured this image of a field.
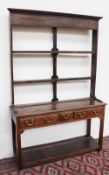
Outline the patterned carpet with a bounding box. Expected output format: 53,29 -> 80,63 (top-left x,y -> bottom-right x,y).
1,137 -> 109,175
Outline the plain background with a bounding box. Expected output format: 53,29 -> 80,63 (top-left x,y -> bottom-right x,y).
0,0 -> 109,159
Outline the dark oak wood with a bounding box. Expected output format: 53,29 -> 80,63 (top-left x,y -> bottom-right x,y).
87,119 -> 92,136
8,8 -> 102,29
98,108 -> 105,150
11,97 -> 104,108
13,50 -> 94,56
21,136 -> 99,168
88,30 -> 98,137
10,98 -> 105,128
11,119 -> 16,154
10,98 -> 105,133
14,77 -> 92,85
16,126 -> 22,169
10,98 -> 105,117
8,8 -> 105,170
8,8 -> 102,20
10,98 -> 106,169
52,27 -> 58,101
9,20 -> 14,104
90,30 -> 98,98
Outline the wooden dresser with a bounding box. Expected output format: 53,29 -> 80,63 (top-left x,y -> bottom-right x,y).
8,8 -> 106,170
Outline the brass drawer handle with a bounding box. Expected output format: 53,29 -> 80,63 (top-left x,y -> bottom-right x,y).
77,112 -> 86,118
25,118 -> 34,126
93,111 -> 100,116
62,114 -> 70,120
45,116 -> 57,123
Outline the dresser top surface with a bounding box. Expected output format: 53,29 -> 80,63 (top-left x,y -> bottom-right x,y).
10,98 -> 105,117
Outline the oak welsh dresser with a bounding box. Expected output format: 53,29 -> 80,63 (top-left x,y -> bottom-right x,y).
8,8 -> 106,170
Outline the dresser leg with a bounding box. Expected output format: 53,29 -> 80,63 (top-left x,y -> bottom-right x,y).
87,119 -> 91,136
16,130 -> 22,170
98,107 -> 105,150
11,118 -> 16,154
98,117 -> 105,150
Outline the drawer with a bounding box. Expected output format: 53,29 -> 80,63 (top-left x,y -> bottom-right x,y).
74,107 -> 104,120
44,113 -> 59,124
59,112 -> 73,122
20,113 -> 60,129
19,107 -> 104,129
19,116 -> 45,129
44,112 -> 74,125
19,111 -> 74,129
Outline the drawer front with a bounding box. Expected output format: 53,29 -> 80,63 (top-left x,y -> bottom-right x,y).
74,107 -> 104,120
44,113 -> 59,125
19,107 -> 104,129
59,112 -> 73,122
20,113 -> 60,129
19,111 -> 74,129
19,116 -> 45,129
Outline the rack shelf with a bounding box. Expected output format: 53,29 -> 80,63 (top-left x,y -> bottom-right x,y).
13,50 -> 94,56
14,77 -> 92,85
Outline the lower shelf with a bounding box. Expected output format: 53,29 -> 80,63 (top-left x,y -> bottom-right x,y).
21,136 -> 99,168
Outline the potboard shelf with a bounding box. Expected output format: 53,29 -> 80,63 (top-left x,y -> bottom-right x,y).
22,136 -> 99,168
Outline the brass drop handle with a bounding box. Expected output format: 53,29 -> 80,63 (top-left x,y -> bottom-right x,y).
25,118 -> 34,126
45,116 -> 57,123
78,112 -> 86,118
93,110 -> 100,116
63,114 -> 70,120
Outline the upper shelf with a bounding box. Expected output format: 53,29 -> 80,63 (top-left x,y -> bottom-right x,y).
13,50 -> 94,56
8,8 -> 102,30
14,77 -> 92,86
